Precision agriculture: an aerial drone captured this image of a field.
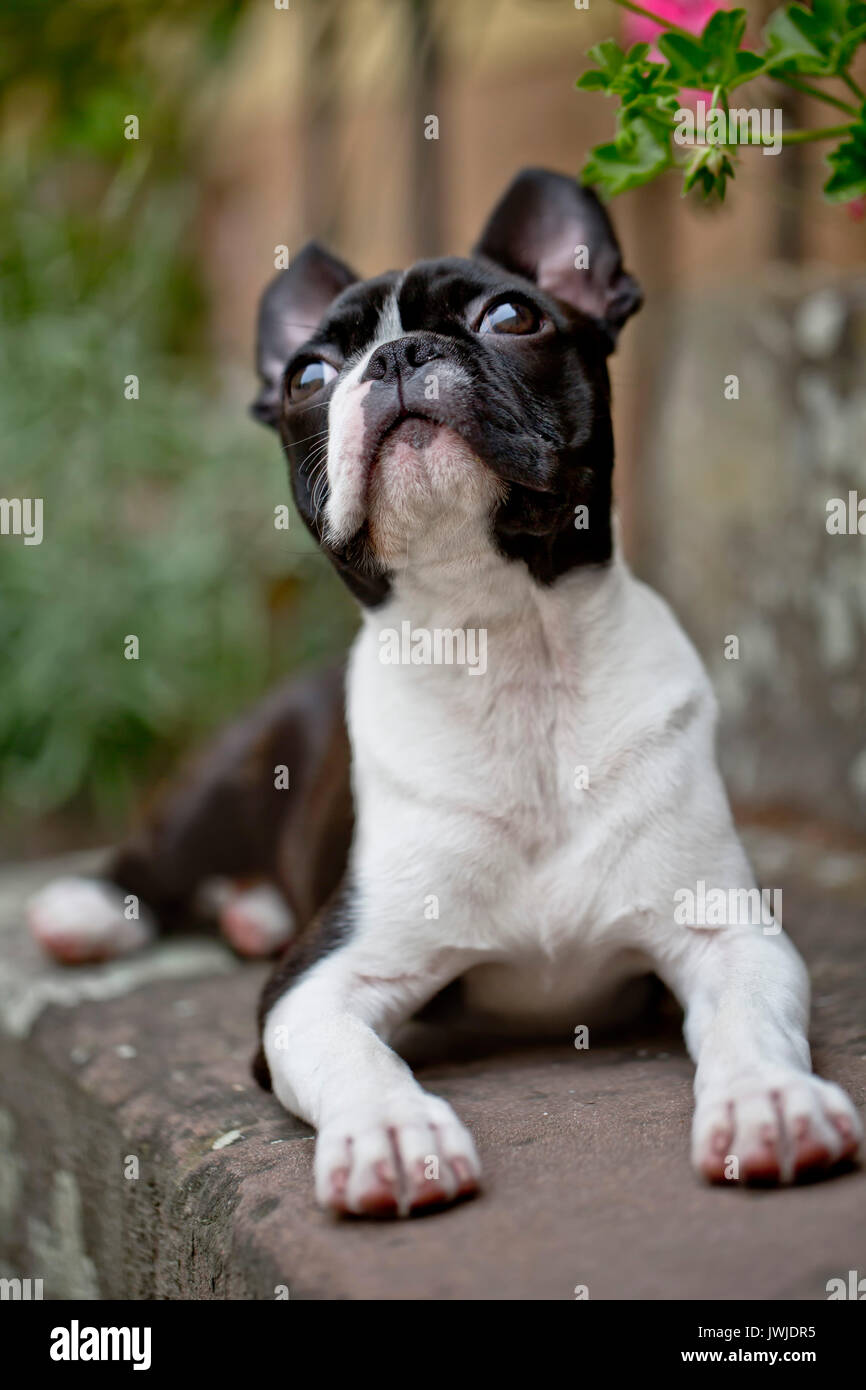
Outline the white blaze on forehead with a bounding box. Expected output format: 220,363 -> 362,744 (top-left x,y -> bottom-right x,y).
375,289 -> 403,344
325,289 -> 404,542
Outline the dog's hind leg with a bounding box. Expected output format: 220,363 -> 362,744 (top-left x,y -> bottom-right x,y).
28,665 -> 351,964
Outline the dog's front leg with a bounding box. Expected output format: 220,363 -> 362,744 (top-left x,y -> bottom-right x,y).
655,913 -> 862,1184
261,924 -> 481,1216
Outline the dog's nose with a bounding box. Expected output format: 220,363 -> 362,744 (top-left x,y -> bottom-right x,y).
362,334 -> 443,385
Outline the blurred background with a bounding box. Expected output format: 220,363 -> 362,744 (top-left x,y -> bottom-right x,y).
1,0 -> 865,861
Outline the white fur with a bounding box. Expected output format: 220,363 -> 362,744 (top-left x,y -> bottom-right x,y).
263,351 -> 863,1213
324,293 -> 404,544
217,882 -> 295,956
27,876 -> 154,961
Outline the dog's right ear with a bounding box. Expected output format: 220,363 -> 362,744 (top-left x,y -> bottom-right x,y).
251,241 -> 357,429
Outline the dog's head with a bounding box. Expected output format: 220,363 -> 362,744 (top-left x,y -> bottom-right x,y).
252,168 -> 641,606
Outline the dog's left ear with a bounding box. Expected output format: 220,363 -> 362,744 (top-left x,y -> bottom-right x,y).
251,241 -> 358,428
473,168 -> 642,350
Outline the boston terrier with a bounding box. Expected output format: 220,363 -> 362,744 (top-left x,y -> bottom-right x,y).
29,169 -> 862,1216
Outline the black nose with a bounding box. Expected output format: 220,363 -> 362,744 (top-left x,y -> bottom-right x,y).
362,333 -> 443,385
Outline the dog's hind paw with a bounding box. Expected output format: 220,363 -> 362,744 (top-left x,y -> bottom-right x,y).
27,876 -> 154,964
199,879 -> 295,957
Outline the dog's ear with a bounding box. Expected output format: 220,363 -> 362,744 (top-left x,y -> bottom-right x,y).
473,168 -> 642,349
251,241 -> 357,428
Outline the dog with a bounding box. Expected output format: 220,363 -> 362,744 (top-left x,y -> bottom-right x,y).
29,168 -> 862,1216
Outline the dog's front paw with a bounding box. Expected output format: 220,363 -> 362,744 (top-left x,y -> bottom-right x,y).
314,1093 -> 481,1217
693,1071 -> 862,1185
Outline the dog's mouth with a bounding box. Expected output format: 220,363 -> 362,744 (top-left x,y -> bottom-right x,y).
378,415 -> 439,453
363,406 -> 559,503
370,411 -> 440,466
362,410 -> 445,498
323,394 -> 507,553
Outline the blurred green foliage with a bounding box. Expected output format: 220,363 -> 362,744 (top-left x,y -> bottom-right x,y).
0,2 -> 356,834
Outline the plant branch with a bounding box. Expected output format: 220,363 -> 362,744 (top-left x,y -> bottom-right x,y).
582,3 -> 866,202
779,123 -> 852,143
771,73 -> 859,115
690,125 -> 851,146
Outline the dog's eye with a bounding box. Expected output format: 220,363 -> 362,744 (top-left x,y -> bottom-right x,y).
288,359 -> 337,403
477,300 -> 539,336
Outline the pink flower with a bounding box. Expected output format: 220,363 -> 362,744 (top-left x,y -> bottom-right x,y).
847,196 -> 866,220
623,0 -> 721,48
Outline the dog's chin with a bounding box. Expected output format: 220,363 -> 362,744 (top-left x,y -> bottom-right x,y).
327,420 -> 504,566
368,421 -> 503,563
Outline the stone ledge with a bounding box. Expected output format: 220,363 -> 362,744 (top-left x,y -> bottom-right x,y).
1,838 -> 865,1301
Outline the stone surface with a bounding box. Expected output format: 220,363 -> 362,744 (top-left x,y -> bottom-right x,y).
0,832 -> 864,1301
638,272 -> 866,834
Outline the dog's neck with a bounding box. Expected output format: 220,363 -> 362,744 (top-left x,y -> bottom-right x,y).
360,514 -> 628,649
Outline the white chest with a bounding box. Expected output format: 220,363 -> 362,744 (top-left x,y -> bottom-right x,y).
346,552 -> 715,962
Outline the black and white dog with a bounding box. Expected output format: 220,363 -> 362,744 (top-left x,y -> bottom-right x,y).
30,169 -> 861,1215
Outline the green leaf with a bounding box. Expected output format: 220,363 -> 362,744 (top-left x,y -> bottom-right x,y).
699,8 -> 752,86
582,116 -> 672,197
624,42 -> 651,64
823,107 -> 866,199
576,70 -> 609,91
733,50 -> 766,80
586,39 -> 626,80
764,8 -> 834,72
702,8 -> 748,62
657,32 -> 707,86
764,1 -> 866,76
660,7 -> 761,90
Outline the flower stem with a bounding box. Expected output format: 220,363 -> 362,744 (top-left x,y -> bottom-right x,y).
691,125 -> 852,148
841,70 -> 865,102
771,73 -> 859,116
779,124 -> 852,144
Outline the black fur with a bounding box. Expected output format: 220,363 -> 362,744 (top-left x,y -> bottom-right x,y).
251,168 -> 641,601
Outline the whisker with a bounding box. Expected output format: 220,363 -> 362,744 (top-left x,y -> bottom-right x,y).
282,427 -> 330,452
273,320 -> 327,332
308,456 -> 329,489
306,446 -> 329,475
291,397 -> 336,417
309,449 -> 333,514
311,458 -> 330,514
